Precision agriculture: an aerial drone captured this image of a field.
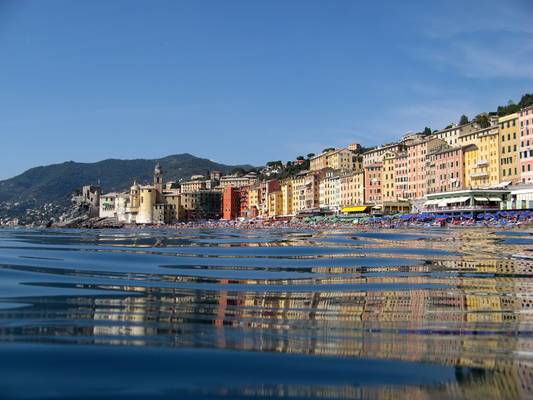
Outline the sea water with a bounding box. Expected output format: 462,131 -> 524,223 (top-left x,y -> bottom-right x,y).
0,227 -> 532,399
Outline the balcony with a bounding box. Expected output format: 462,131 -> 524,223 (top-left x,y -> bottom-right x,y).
476,160 -> 489,167
431,204 -> 500,211
470,172 -> 489,178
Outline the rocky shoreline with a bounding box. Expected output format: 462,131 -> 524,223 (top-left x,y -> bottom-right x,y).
51,216 -> 125,229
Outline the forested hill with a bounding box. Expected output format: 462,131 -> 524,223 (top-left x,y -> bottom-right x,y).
0,153 -> 254,223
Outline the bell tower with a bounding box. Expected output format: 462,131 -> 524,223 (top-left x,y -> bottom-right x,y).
154,162 -> 163,194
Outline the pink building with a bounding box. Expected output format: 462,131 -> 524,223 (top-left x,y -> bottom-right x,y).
364,162 -> 382,204
406,138 -> 447,200
428,144 -> 474,194
519,106 -> 533,184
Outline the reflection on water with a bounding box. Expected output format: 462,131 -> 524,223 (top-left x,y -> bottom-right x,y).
1,228 -> 533,399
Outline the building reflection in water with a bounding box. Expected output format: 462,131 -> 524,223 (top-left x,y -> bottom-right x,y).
2,258 -> 533,398
2,229 -> 533,398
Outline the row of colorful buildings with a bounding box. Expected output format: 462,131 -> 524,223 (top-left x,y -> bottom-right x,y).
94,105 -> 533,223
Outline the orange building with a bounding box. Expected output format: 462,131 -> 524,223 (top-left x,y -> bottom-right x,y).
222,186 -> 241,220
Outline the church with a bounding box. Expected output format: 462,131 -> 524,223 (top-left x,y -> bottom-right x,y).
99,163 -> 181,224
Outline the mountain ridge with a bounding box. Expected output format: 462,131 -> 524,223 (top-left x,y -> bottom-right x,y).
0,153 -> 255,224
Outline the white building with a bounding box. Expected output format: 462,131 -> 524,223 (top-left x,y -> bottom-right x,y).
504,185 -> 533,210
319,172 -> 341,212
99,193 -> 118,218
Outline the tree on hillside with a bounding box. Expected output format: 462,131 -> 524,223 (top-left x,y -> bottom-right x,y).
322,147 -> 335,153
474,113 -> 491,128
266,161 -> 283,168
519,93 -> 533,108
296,155 -> 305,161
497,100 -> 520,117
496,94 -> 533,117
459,114 -> 469,125
230,168 -> 246,177
307,153 -> 315,159
422,127 -> 432,136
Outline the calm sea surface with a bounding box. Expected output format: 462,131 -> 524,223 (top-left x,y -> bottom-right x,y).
1,227 -> 533,399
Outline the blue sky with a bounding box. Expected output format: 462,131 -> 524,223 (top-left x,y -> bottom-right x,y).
1,0 -> 533,179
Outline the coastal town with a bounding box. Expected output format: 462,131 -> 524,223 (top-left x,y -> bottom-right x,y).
59,99 -> 533,227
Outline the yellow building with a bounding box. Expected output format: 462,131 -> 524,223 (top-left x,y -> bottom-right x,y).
180,179 -> 206,193
432,122 -> 477,146
247,186 -> 261,216
310,148 -> 362,172
267,190 -> 283,218
460,124 -> 500,188
381,151 -> 396,202
498,112 -> 520,184
162,190 -> 182,221
339,170 -> 365,207
291,173 -> 307,213
136,187 -> 157,224
280,180 -> 293,216
218,174 -> 258,189
101,164 -> 182,225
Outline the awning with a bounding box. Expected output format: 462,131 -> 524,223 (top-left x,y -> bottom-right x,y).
447,196 -> 470,203
491,181 -> 511,189
341,206 -> 369,213
488,197 -> 502,202
438,200 -> 448,207
474,197 -> 488,202
423,199 -> 439,206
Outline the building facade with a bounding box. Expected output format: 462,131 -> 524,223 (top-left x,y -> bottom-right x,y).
381,151 -> 396,202
364,162 -> 382,205
310,147 -> 362,172
427,145 -> 472,194
499,113 -> 520,184
460,124 -> 500,188
519,106 -> 533,184
339,171 -> 365,207
319,170 -> 341,212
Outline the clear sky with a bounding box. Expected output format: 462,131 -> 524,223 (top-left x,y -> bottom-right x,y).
1,0 -> 533,179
